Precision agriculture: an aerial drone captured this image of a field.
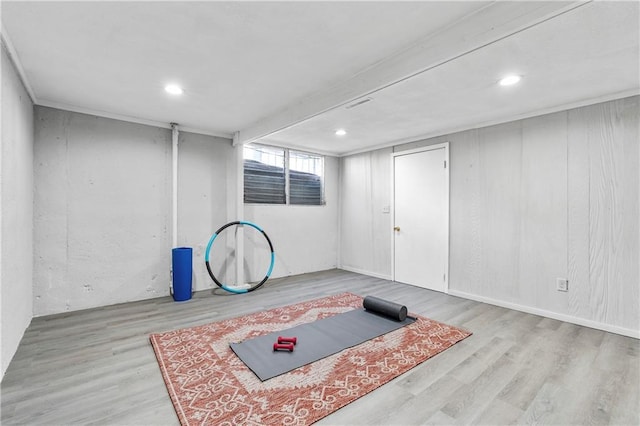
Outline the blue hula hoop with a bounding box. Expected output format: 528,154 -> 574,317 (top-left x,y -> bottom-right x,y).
204,221 -> 275,294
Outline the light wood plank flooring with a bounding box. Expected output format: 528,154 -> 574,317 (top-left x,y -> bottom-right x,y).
1,269 -> 638,425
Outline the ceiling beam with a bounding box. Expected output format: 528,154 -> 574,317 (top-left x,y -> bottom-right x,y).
0,26 -> 37,104
235,1 -> 588,146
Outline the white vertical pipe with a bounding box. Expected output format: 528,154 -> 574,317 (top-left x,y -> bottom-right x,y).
171,123 -> 179,248
233,134 -> 245,287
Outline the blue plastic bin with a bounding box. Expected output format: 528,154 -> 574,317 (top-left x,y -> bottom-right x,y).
172,247 -> 193,301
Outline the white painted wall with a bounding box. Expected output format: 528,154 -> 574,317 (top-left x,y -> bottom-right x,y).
339,96 -> 639,336
32,105 -> 338,314
34,107 -> 171,315
244,155 -> 339,279
339,148 -> 392,279
176,131 -> 233,292
1,44 -> 34,379
565,98 -> 639,333
33,107 -> 234,315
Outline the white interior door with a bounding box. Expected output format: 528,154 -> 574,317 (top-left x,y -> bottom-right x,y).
393,145 -> 449,292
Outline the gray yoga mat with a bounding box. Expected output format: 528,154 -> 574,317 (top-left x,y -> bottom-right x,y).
230,297 -> 415,381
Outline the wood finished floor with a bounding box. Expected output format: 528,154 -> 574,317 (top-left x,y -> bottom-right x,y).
1,269 -> 638,425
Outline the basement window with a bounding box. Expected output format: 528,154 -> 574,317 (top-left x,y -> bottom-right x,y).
244,144 -> 325,205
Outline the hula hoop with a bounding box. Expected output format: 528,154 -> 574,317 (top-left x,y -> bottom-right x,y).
204,221 -> 275,294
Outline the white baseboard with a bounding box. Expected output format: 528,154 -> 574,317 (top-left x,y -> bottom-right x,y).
448,289 -> 639,339
339,266 -> 392,281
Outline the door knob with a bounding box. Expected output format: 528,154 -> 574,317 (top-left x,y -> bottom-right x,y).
394,226 -> 401,232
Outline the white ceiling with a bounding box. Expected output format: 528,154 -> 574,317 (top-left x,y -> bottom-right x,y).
2,1 -> 639,156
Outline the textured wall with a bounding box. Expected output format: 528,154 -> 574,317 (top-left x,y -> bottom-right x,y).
32,105 -> 341,312
1,45 -> 34,379
176,131 -> 232,291
33,107 -> 234,315
339,96 -> 639,335
33,107 -> 171,315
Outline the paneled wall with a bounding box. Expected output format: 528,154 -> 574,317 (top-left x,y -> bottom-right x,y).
567,99 -> 639,331
441,113 -> 569,315
339,148 -> 392,278
1,45 -> 34,378
339,96 -> 639,336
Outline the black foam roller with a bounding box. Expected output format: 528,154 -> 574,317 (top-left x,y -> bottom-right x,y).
362,296 -> 408,321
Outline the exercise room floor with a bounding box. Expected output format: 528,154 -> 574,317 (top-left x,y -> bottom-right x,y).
1,269 -> 638,425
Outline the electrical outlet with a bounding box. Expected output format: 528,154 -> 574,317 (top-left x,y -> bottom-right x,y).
557,278 -> 568,292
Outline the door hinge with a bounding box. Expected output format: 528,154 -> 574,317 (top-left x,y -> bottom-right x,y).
443,273 -> 446,282
444,160 -> 447,168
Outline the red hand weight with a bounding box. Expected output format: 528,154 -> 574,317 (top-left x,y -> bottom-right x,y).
277,336 -> 297,345
273,342 -> 294,352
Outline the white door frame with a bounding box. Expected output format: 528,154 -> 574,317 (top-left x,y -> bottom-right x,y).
391,143 -> 450,292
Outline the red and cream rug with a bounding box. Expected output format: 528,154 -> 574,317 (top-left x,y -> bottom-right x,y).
149,292 -> 471,425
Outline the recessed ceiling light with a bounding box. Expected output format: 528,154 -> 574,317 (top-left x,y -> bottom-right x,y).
499,75 -> 521,86
165,84 -> 184,95
335,129 -> 347,136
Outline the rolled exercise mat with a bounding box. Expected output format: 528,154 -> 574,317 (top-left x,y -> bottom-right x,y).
230,296 -> 415,381
363,295 -> 408,321
172,247 -> 193,301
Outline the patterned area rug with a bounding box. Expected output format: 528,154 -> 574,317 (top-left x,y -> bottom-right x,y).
149,292 -> 471,425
